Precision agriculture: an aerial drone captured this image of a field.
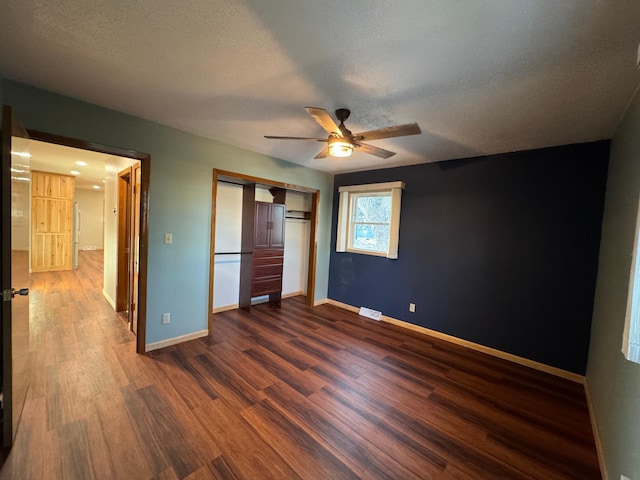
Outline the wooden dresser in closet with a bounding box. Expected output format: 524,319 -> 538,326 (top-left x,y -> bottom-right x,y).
251,201 -> 285,298
239,185 -> 286,312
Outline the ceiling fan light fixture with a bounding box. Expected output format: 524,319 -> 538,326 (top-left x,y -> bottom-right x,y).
328,138 -> 353,158
265,107 -> 420,160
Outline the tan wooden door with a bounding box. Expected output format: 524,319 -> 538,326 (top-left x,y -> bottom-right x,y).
31,171 -> 75,272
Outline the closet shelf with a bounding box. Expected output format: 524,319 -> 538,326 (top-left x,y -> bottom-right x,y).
285,209 -> 311,220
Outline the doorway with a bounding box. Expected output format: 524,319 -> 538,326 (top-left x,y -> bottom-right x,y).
27,129 -> 150,353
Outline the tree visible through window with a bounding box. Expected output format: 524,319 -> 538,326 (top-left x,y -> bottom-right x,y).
351,193 -> 391,252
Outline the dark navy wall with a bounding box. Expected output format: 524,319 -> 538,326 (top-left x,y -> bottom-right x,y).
328,141 -> 610,374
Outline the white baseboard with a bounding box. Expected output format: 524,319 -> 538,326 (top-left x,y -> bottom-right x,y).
146,329 -> 209,352
324,299 -> 585,384
584,378 -> 608,479
213,303 -> 239,314
283,290 -> 304,299
102,289 -> 116,309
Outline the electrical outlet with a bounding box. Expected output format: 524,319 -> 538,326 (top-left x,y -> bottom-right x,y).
164,233 -> 173,244
409,303 -> 416,313
162,313 -> 170,324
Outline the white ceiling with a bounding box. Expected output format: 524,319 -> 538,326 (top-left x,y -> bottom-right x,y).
29,140 -> 108,190
1,1 -> 639,174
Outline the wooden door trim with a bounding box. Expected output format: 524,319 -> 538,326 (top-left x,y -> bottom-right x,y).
116,168 -> 132,313
131,164 -> 141,335
209,169 -> 319,331
27,129 -> 150,355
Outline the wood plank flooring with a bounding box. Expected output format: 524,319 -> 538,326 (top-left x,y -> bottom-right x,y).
0,250 -> 601,479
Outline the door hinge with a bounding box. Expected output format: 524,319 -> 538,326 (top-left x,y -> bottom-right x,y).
2,290 -> 12,302
131,303 -> 136,312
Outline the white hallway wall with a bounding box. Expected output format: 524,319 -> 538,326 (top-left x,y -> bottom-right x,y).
75,188 -> 105,250
213,183 -> 310,310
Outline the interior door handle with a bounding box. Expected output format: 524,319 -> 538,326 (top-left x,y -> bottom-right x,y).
2,288 -> 29,302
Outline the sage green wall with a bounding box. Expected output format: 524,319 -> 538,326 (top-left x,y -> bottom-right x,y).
2,79 -> 333,345
588,87 -> 640,478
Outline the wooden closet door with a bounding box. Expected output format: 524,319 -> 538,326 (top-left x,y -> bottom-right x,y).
31,171 -> 75,272
254,201 -> 272,248
269,204 -> 285,249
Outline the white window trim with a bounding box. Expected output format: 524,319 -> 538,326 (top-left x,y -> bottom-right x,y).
623,195 -> 640,363
336,181 -> 404,259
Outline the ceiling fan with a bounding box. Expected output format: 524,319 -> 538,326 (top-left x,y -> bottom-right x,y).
265,107 -> 421,159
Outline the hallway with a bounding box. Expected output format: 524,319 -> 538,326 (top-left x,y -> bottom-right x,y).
0,251 -> 144,478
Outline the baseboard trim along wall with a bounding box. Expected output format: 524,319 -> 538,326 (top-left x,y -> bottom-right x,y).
213,303 -> 239,314
146,329 -> 209,352
102,289 -> 116,310
325,299 -> 585,384
584,378 -> 608,480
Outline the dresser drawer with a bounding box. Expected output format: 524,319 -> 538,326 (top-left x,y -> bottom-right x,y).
254,248 -> 284,259
253,264 -> 283,278
253,255 -> 284,267
251,277 -> 282,296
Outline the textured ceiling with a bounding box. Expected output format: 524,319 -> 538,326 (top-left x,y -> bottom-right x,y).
1,1 -> 639,174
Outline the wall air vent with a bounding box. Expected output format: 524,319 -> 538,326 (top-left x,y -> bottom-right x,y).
359,307 -> 382,321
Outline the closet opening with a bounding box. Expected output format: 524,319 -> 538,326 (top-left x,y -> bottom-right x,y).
208,169 -> 319,331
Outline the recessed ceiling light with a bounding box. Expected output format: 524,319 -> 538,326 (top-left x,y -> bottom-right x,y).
92,185 -> 100,189
76,161 -> 87,166
102,179 -> 106,183
70,170 -> 80,175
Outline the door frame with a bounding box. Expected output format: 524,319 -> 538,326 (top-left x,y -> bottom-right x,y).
209,169 -> 320,331
116,168 -> 132,312
116,164 -> 142,334
27,129 -> 150,354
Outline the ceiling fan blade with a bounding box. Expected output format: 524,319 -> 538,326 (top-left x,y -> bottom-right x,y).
264,135 -> 327,141
353,122 -> 421,142
304,107 -> 342,137
356,143 -> 396,159
314,146 -> 331,159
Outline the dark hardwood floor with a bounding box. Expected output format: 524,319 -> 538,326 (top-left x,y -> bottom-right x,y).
0,250 -> 601,479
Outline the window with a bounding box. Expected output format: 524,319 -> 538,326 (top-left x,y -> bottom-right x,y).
336,181 -> 404,259
623,196 -> 640,363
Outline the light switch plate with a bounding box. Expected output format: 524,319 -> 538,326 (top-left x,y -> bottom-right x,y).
164,233 -> 173,244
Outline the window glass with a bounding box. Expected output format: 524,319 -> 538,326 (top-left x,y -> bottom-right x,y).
350,193 -> 391,253
623,196 -> 640,364
354,194 -> 391,223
